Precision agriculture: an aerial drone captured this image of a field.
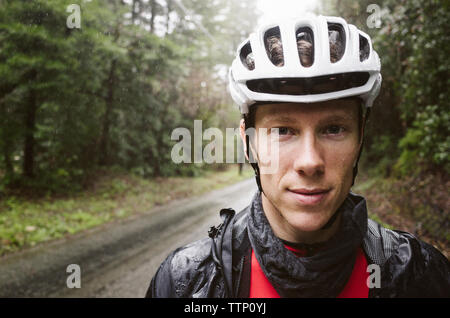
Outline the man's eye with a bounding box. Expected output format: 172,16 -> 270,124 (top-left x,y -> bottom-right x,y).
272,127 -> 292,135
324,125 -> 345,135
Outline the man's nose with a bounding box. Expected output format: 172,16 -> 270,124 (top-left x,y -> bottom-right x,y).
292,132 -> 325,177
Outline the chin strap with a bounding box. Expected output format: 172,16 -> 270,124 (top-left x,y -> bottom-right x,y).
351,107 -> 371,187
246,134 -> 264,194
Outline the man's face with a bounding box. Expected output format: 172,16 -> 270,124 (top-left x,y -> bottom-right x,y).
242,99 -> 362,236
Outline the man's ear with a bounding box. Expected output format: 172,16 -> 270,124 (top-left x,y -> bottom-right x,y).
239,119 -> 250,161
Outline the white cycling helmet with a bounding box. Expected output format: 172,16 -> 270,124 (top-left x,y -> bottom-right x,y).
228,14 -> 382,114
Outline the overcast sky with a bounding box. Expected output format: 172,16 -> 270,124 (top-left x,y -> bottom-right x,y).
257,0 -> 320,24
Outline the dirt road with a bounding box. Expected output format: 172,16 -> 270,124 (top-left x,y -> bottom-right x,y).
0,178 -> 256,297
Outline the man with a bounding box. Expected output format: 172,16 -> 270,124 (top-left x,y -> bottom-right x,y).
146,14 -> 449,298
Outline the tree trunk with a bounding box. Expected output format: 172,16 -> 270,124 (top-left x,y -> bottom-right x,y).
2,137 -> 13,177
150,0 -> 156,34
23,75 -> 37,178
165,0 -> 172,35
99,59 -> 117,166
131,0 -> 140,24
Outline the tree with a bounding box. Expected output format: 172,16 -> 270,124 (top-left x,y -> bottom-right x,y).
0,0 -> 261,192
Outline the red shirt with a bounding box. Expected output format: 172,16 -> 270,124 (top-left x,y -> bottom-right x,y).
249,246 -> 369,298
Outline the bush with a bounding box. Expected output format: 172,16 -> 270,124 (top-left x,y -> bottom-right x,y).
395,105 -> 450,175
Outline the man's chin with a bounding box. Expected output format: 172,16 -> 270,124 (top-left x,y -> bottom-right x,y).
283,211 -> 333,233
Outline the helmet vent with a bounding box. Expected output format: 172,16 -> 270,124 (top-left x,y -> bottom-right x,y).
327,23 -> 346,63
359,34 -> 370,61
240,42 -> 255,70
246,72 -> 370,95
296,27 -> 314,67
264,27 -> 284,67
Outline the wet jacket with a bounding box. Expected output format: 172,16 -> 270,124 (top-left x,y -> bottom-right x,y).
146,193 -> 450,298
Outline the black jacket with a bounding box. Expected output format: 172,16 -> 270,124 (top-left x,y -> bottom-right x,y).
146,193 -> 450,298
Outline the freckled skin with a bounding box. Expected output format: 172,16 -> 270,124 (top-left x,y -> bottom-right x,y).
240,100 -> 363,243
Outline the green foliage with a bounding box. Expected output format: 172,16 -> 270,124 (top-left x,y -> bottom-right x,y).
0,0 -> 258,194
322,0 -> 449,177
379,0 -> 450,175
364,135 -> 398,177
396,105 -> 450,174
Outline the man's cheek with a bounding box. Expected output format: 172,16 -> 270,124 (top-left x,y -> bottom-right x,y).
256,131 -> 281,175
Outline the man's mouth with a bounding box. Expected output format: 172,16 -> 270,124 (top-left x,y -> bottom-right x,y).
287,188 -> 331,205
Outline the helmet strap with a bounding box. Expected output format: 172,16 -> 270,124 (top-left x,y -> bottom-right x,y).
351,106 -> 371,186
246,133 -> 264,194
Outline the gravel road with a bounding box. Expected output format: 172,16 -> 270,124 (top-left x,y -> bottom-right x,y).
0,178 -> 256,297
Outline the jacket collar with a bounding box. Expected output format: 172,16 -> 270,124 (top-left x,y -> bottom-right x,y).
227,192 -> 401,296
